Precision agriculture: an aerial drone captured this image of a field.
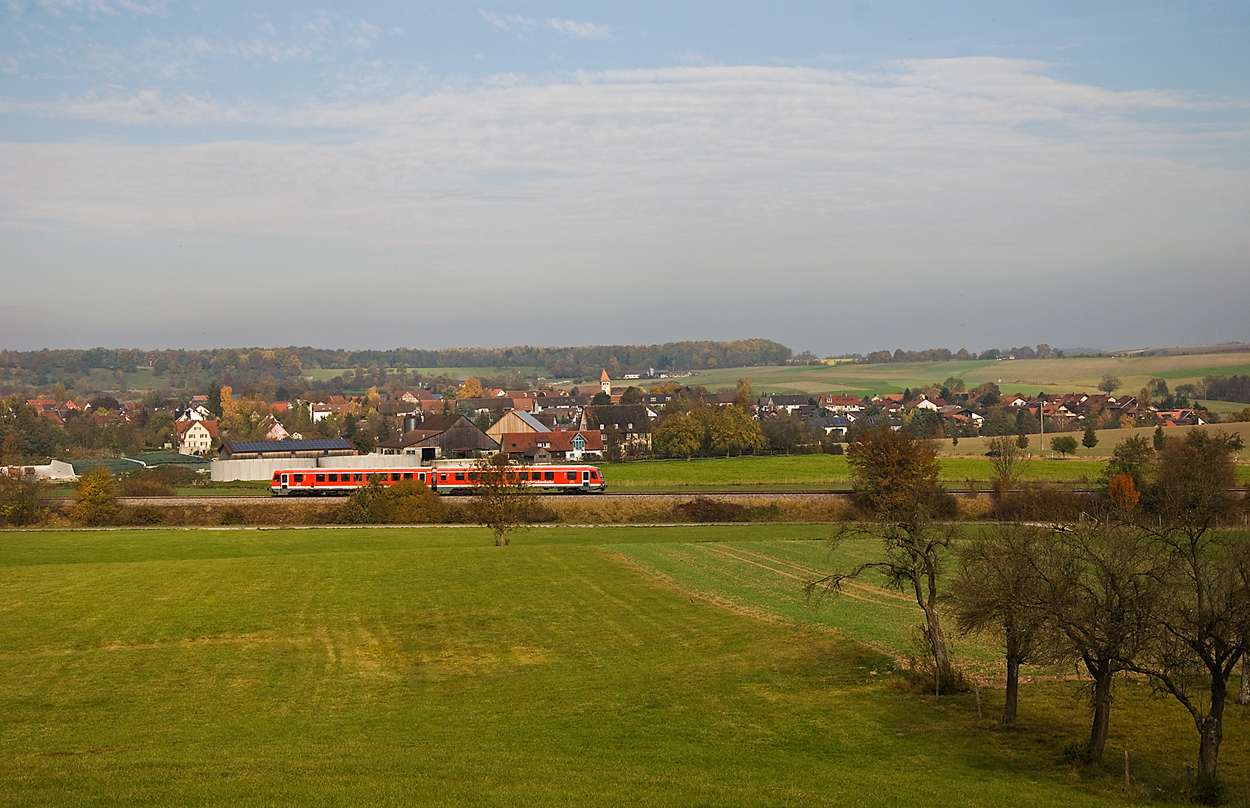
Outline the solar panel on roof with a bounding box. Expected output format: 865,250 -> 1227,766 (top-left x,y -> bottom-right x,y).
223,439 -> 353,453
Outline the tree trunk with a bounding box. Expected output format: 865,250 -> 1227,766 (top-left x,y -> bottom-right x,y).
1198,679 -> 1227,780
1003,655 -> 1020,727
923,602 -> 953,687
1088,666 -> 1113,768
1239,652 -> 1249,706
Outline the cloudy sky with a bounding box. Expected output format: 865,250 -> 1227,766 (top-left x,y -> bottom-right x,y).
1,1 -> 1247,356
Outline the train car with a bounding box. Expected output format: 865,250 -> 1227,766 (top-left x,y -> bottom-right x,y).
270,464 -> 605,496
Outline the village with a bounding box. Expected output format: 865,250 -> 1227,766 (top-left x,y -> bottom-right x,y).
8,366 -> 1213,482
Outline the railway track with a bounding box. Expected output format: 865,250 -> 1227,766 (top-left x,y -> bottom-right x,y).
42,489 -> 1107,507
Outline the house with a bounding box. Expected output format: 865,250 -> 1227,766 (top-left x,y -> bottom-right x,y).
378,399 -> 421,420
809,416 -> 851,437
534,395 -> 590,415
308,402 -> 333,423
537,405 -> 582,427
375,414 -> 499,461
26,399 -> 69,424
1107,396 -> 1139,418
701,392 -> 738,407
1155,409 -> 1207,427
497,430 -> 604,462
307,395 -> 358,422
579,405 -> 652,451
818,394 -> 863,414
177,419 -> 219,455
758,395 -> 814,416
486,410 -> 551,441
396,390 -> 440,408
175,403 -> 214,421
910,397 -> 946,412
254,416 -> 291,442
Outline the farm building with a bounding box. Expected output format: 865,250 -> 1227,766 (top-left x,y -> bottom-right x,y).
486,410 -> 550,441
218,438 -> 356,461
497,430 -> 603,462
375,414 -> 499,461
580,405 -> 652,451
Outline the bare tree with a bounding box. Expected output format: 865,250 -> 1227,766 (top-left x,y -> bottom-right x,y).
1122,430 -> 1248,786
1032,522 -> 1161,767
987,434 -> 1027,492
808,425 -> 958,691
470,452 -> 537,546
950,525 -> 1053,726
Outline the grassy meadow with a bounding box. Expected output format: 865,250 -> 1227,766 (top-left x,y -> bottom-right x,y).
600,443 -> 1250,491
3,525 -> 1248,806
689,352 -> 1250,398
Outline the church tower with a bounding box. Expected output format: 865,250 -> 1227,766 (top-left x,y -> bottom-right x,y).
600,369 -> 611,395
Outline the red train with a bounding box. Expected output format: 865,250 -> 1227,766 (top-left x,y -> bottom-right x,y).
270,464 -> 605,495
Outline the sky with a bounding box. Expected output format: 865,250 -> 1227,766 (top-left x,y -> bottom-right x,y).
1,1 -> 1248,356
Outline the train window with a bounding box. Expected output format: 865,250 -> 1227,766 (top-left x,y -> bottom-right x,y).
293,474 -> 304,483
391,473 -> 400,482
368,473 -> 381,483
353,473 -> 363,482
468,472 -> 478,482
455,472 -> 465,481
419,473 -> 426,482
567,472 -> 577,481
591,471 -> 599,480
273,474 -> 280,482
403,472 -> 413,480
328,473 -> 339,482
544,471 -> 554,481
440,473 -> 447,481
316,474 -> 325,482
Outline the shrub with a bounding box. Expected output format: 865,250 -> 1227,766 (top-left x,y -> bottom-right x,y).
990,483 -> 1087,523
955,496 -> 993,521
148,466 -> 202,487
118,465 -> 200,496
118,477 -> 176,497
1188,773 -> 1224,806
218,505 -> 248,525
71,466 -> 120,526
120,505 -> 164,526
337,480 -> 447,524
1062,738 -> 1092,766
0,472 -> 46,526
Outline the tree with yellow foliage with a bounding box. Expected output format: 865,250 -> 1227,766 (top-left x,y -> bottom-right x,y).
458,377 -> 484,399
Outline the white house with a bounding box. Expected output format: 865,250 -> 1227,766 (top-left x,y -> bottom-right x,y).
177,419 -> 218,455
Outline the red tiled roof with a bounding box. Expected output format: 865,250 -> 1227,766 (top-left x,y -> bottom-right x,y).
498,431 -> 603,453
177,419 -> 218,438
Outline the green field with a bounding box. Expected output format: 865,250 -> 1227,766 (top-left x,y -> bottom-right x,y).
691,352 -> 1250,398
600,452 -> 1250,491
934,421 -> 1250,460
4,524 -> 1239,805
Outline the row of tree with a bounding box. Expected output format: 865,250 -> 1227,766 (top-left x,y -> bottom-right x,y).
0,339 -> 793,391
812,425 -> 1248,798
859,345 -> 1058,364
